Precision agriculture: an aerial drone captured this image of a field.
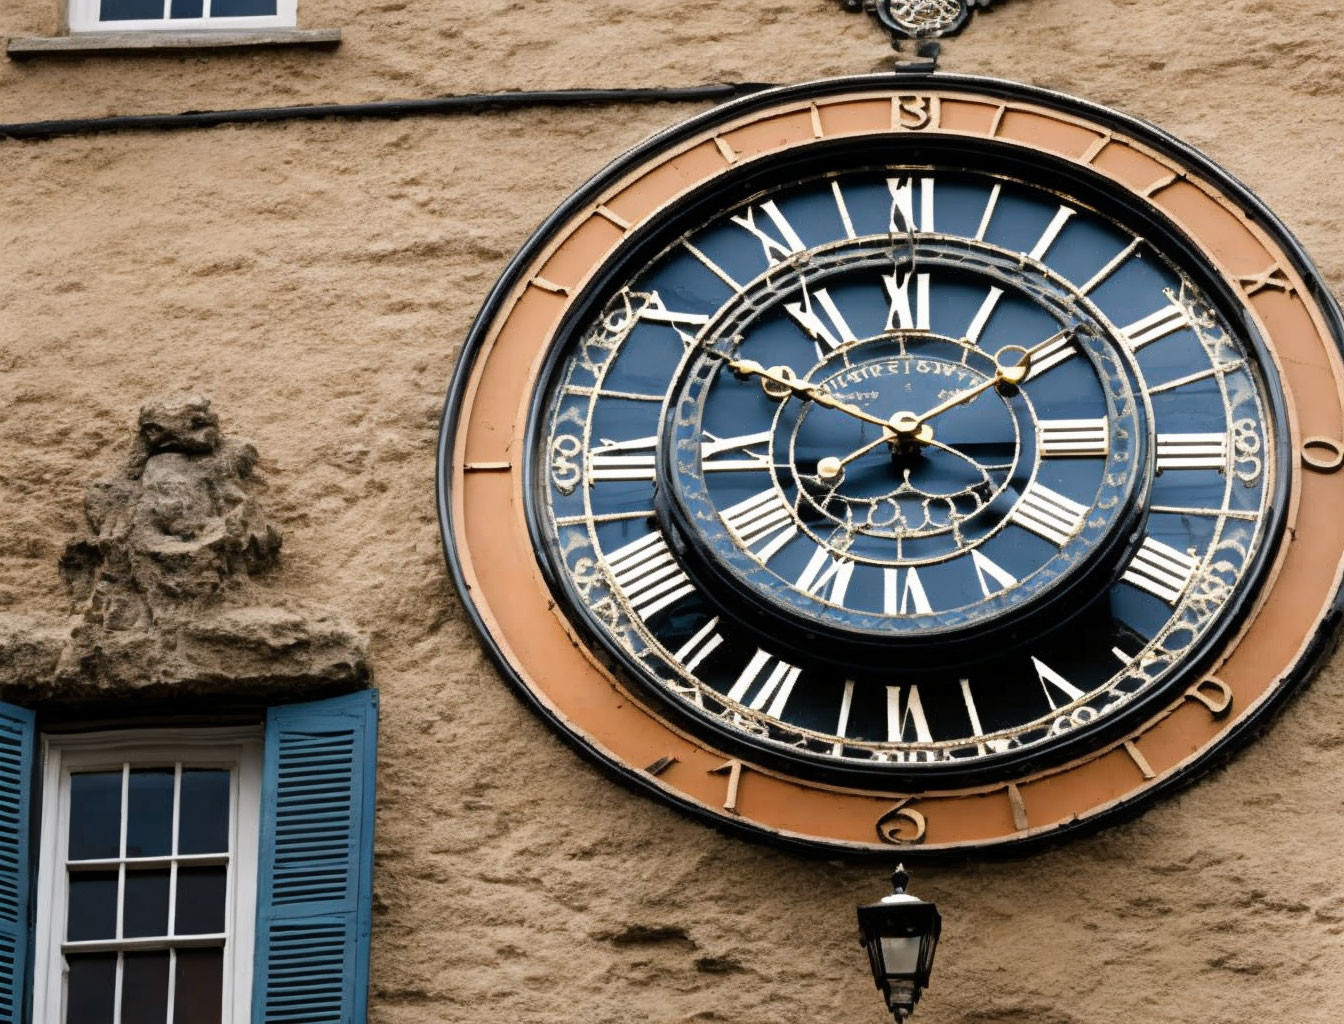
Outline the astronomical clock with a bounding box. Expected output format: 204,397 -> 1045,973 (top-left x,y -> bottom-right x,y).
438,76 -> 1344,853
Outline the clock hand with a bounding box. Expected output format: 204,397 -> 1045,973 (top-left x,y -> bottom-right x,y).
817,435 -> 889,482
886,329 -> 1074,445
725,358 -> 901,433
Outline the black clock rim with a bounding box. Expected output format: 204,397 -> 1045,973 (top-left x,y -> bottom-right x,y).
518,118 -> 1292,788
437,73 -> 1343,856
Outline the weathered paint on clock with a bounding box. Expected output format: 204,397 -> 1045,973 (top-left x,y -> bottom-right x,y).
438,76 -> 1344,854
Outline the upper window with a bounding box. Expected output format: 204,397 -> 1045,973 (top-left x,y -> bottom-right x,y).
67,0 -> 297,33
33,730 -> 262,1024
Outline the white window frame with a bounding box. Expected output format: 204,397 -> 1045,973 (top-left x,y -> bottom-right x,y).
33,727 -> 263,1024
67,0 -> 297,34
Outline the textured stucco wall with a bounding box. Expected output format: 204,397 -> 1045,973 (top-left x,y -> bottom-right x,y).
4,2 -> 1344,1022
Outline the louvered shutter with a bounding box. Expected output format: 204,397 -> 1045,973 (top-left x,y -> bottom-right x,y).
0,703 -> 34,1024
254,690 -> 378,1024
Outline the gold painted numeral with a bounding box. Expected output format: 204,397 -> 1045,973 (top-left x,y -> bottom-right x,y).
1185,676 -> 1233,718
1302,437 -> 1344,473
893,95 -> 939,131
876,798 -> 927,845
708,759 -> 745,814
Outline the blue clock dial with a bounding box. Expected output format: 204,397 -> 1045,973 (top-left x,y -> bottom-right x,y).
534,163 -> 1277,775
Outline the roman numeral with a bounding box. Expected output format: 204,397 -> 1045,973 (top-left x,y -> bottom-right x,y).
730,200 -> 805,265
1009,482 -> 1088,546
701,431 -> 772,472
720,488 -> 798,564
672,617 -> 725,673
887,685 -> 934,743
1023,331 -> 1078,380
1119,302 -> 1192,350
587,436 -> 657,482
1039,418 -> 1109,458
604,531 -> 695,619
796,547 -> 855,607
883,270 -> 931,330
965,286 -> 1003,343
1033,657 -> 1085,710
832,181 -> 857,239
970,550 -> 1017,598
1027,206 -> 1076,261
635,292 -> 710,347
831,679 -> 856,756
883,567 -> 933,615
888,176 -> 935,233
1156,432 -> 1228,471
959,678 -> 988,754
974,183 -> 1001,241
728,649 -> 803,718
1122,535 -> 1199,604
785,286 -> 858,357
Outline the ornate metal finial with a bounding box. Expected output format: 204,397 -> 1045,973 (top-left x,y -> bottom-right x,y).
842,0 -> 1008,42
891,864 -> 910,894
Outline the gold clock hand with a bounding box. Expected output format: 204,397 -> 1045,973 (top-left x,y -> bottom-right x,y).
886,328 -> 1074,444
725,358 -> 896,432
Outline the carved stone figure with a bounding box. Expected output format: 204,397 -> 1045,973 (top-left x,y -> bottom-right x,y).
0,396 -> 367,704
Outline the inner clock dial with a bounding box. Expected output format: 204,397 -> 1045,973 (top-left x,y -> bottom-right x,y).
657,238 -> 1147,657
534,165 -> 1275,776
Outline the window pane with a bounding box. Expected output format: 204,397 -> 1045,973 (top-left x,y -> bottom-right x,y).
68,870 -> 119,941
169,0 -> 203,16
124,869 -> 171,938
206,0 -> 272,14
126,769 -> 174,858
69,771 -> 122,861
173,948 -> 223,1024
178,770 -> 230,855
68,953 -> 118,1024
123,951 -> 171,1024
99,0 -> 165,19
211,0 -> 276,15
175,866 -> 226,935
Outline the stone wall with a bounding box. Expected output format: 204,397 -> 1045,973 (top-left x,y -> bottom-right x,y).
3,2 -> 1344,1022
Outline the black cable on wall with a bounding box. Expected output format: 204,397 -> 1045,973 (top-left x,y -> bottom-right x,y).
0,83 -> 779,142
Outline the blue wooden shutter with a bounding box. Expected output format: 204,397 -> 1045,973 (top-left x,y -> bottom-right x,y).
254,690 -> 378,1024
0,703 -> 34,1024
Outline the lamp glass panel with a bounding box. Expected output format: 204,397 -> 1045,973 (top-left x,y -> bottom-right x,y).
879,935 -> 922,976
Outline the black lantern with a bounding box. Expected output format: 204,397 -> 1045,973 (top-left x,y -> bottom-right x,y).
857,865 -> 942,1022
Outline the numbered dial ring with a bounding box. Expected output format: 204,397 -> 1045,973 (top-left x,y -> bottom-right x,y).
442,76 -> 1344,854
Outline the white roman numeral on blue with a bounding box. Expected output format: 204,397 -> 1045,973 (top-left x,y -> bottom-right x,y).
730,200 -> 805,265
721,488 -> 798,564
1009,482 -> 1088,546
1122,535 -> 1199,604
701,431 -> 772,472
1156,433 -> 1228,471
1024,331 -> 1077,380
883,567 -> 933,614
728,649 -> 803,718
588,436 -> 657,482
786,287 -> 858,356
796,547 -> 855,606
1039,419 -> 1109,458
1120,302 -> 1192,350
603,530 -> 694,620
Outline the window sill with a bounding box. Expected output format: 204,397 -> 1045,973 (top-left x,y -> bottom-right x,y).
7,27 -> 340,59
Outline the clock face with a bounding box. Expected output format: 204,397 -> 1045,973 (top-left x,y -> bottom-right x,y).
441,77 -> 1344,853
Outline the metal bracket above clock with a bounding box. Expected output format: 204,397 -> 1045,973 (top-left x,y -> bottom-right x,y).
840,0 -> 1009,41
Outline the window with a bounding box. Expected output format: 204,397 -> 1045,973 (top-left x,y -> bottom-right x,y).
66,0 -> 297,34
32,730 -> 262,1024
0,690 -> 378,1024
